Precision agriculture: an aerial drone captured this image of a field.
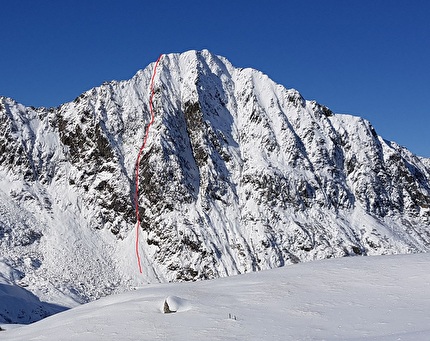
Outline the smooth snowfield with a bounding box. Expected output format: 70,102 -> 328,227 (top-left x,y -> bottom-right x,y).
2,253 -> 430,340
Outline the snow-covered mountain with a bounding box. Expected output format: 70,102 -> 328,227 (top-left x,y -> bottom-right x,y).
1,50 -> 429,320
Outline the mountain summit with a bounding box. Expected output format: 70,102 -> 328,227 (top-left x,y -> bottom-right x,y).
1,50 -> 429,316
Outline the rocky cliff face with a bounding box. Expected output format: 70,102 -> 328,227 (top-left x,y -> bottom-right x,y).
1,50 -> 429,308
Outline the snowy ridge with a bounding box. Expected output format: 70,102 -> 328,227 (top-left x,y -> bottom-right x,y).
0,50 -> 429,321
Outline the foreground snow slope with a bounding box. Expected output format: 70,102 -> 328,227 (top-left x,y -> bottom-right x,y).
3,253 -> 430,341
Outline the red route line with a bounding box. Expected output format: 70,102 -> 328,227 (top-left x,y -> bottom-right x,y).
135,54 -> 163,274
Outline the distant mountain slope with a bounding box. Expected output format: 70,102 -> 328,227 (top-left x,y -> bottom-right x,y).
3,254 -> 430,340
0,261 -> 67,324
0,50 -> 429,309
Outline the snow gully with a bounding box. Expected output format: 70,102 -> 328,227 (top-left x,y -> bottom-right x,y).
135,54 -> 163,274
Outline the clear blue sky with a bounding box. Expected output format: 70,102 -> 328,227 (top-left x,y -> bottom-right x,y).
1,0 -> 429,157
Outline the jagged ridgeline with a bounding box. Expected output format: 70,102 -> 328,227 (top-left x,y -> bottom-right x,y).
0,50 -> 430,306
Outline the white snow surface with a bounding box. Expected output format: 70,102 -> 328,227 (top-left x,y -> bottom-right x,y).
2,253 -> 430,340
